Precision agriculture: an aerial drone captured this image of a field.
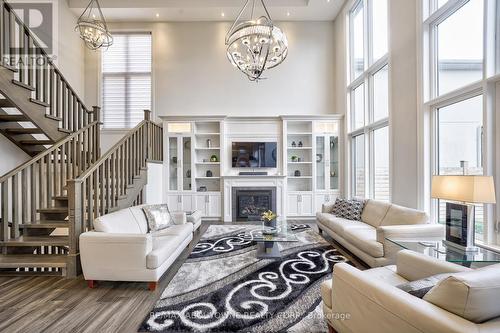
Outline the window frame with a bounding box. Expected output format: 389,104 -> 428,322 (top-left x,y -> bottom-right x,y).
100,31 -> 153,131
420,0 -> 500,247
347,0 -> 391,202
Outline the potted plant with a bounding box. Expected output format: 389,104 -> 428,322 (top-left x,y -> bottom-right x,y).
261,210 -> 277,228
291,155 -> 298,162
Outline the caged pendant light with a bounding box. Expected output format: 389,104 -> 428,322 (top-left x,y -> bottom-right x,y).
75,0 -> 113,51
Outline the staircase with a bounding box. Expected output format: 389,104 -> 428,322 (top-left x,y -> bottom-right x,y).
0,1 -> 93,156
0,0 -> 164,277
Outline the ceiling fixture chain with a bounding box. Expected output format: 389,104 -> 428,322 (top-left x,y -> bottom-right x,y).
225,0 -> 288,81
75,0 -> 113,50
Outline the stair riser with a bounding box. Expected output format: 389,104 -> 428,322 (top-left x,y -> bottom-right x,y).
53,199 -> 69,208
39,212 -> 68,221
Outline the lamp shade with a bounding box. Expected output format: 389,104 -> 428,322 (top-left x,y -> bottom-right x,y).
431,175 -> 496,204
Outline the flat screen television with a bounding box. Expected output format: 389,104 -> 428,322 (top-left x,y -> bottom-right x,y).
232,142 -> 277,168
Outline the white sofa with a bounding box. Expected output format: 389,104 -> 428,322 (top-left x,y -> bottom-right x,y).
80,205 -> 202,290
321,250 -> 500,333
316,199 -> 444,267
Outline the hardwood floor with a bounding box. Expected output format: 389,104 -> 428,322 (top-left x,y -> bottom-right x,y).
0,221 -> 365,333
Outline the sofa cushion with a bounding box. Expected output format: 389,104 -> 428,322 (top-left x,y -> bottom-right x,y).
187,210 -> 202,224
143,204 -> 174,232
397,273 -> 449,299
320,280 -> 333,308
343,227 -> 384,258
153,224 -> 193,249
361,200 -> 391,227
332,198 -> 365,221
316,213 -> 367,235
129,205 -> 149,233
381,205 -> 428,226
93,208 -> 143,234
363,265 -> 408,286
424,263 -> 500,323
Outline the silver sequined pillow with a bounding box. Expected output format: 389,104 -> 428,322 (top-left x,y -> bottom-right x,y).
142,204 -> 173,232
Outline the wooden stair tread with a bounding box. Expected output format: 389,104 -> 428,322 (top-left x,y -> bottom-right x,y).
53,196 -> 68,200
4,128 -> 43,134
0,99 -> 15,108
20,221 -> 69,228
29,98 -> 49,107
37,207 -> 67,213
11,79 -> 35,91
19,139 -> 54,145
0,254 -> 67,268
0,236 -> 69,246
0,115 -> 27,122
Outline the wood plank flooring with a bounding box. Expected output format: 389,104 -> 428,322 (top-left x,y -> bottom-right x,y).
0,221 -> 366,333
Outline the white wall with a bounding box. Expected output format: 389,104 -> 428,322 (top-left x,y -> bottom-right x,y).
83,21 -> 337,151
0,136 -> 30,175
332,0 -> 419,208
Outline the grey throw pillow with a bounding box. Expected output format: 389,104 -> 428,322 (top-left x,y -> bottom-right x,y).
142,204 -> 173,232
397,273 -> 449,299
331,198 -> 365,220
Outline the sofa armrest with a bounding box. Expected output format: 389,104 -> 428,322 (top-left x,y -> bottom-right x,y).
80,232 -> 153,274
171,211 -> 187,225
322,202 -> 335,213
396,250 -> 471,281
330,263 -> 477,333
376,224 -> 445,242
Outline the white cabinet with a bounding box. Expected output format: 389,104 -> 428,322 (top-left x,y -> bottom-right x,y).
195,193 -> 221,218
287,192 -> 313,217
167,194 -> 194,212
314,192 -> 338,213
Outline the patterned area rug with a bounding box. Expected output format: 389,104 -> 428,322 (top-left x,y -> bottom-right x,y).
140,224 -> 352,333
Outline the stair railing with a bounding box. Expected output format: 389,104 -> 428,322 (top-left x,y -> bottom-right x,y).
0,112 -> 100,247
67,110 -> 162,264
1,1 -> 93,132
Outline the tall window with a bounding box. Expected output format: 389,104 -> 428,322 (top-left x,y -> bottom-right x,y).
423,0 -> 499,247
348,0 -> 390,201
101,33 -> 152,129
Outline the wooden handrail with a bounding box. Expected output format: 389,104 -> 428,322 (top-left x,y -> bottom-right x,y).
1,1 -> 95,132
67,111 -> 163,257
0,120 -> 100,243
0,120 -> 99,182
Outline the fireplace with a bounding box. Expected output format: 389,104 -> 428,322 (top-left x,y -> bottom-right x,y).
232,187 -> 277,221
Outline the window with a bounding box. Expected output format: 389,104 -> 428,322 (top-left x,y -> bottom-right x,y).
101,33 -> 152,129
373,126 -> 389,201
348,0 -> 390,201
422,0 -> 500,247
436,0 -> 483,96
350,2 -> 364,80
353,135 -> 366,197
436,95 -> 484,237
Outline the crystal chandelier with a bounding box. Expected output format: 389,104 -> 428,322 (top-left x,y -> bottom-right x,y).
225,0 -> 288,81
75,0 -> 113,50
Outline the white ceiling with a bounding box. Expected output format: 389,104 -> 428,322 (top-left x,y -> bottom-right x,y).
68,0 -> 346,22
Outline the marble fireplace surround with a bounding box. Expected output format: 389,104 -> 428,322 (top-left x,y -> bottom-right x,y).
223,175 -> 286,222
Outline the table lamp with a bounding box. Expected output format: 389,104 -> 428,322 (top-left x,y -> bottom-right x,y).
431,175 -> 496,252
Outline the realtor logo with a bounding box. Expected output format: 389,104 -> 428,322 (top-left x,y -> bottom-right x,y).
8,1 -> 55,55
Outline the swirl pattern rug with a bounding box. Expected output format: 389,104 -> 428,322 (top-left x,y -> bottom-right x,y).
140,224 -> 352,333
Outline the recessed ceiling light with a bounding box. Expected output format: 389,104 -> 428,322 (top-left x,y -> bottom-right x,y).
156,13 -> 160,18
286,11 -> 290,16
221,12 -> 225,17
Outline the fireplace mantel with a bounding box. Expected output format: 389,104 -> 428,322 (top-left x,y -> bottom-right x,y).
223,176 -> 285,222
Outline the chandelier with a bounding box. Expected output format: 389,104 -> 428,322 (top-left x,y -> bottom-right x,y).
75,0 -> 113,50
225,0 -> 288,81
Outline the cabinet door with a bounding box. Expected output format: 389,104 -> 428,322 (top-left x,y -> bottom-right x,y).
167,194 -> 181,211
300,193 -> 314,216
168,137 -> 179,191
329,135 -> 339,190
195,195 -> 208,216
208,194 -> 221,217
315,136 -> 326,190
181,195 -> 194,212
287,194 -> 299,216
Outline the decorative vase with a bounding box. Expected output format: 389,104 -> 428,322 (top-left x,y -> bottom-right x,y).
186,169 -> 191,177
207,139 -> 211,148
264,218 -> 277,228
206,170 -> 213,177
298,141 -> 303,147
291,141 -> 296,147
210,155 -> 218,162
294,170 -> 301,177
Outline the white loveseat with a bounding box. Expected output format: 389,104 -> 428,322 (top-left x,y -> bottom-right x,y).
80,205 -> 202,290
321,250 -> 500,333
316,199 -> 444,267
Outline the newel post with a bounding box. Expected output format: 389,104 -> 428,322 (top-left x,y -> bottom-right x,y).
93,106 -> 102,160
144,110 -> 151,161
67,179 -> 84,278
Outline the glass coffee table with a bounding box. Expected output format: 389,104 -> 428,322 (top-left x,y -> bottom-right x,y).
242,224 -> 299,259
386,237 -> 500,266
